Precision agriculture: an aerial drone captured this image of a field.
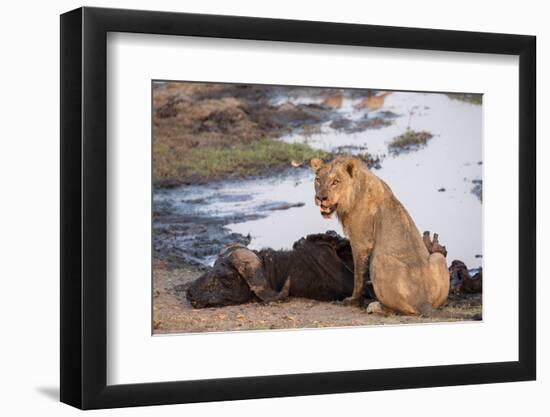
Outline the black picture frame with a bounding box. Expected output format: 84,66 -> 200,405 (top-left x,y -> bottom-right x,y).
60,6 -> 536,410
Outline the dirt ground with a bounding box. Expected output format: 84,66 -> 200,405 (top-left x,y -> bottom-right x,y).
152,261 -> 482,334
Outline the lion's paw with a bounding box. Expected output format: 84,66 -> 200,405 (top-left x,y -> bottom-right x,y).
366,301 -> 384,315
342,296 -> 363,308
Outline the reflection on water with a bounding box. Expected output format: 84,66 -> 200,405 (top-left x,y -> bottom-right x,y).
158,91 -> 482,268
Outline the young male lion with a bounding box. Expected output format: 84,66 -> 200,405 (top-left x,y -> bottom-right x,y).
310,157 -> 449,315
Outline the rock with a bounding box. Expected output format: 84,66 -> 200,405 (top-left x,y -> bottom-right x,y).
366,301 -> 384,315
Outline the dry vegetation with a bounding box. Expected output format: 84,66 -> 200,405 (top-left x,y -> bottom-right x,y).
446,93 -> 483,105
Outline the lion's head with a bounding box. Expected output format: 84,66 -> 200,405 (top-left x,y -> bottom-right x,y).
310,157 -> 363,219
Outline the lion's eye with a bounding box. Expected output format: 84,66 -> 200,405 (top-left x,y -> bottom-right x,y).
332,179 -> 339,186
315,177 -> 320,184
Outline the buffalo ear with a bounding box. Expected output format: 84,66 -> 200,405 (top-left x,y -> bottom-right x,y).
310,158 -> 324,173
345,158 -> 360,178
227,249 -> 289,302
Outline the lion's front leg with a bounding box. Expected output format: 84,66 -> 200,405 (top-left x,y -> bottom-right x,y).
343,245 -> 371,307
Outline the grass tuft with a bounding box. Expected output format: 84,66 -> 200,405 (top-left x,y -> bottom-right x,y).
154,139 -> 329,186
389,129 -> 434,153
446,93 -> 482,105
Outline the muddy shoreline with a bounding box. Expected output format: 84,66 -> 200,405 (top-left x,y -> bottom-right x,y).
154,167 -> 318,268
153,82 -> 396,187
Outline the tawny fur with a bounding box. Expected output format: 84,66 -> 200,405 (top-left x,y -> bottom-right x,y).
322,95 -> 343,109
354,92 -> 392,111
311,157 -> 449,314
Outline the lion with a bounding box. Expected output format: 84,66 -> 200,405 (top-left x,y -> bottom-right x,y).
354,91 -> 392,111
310,157 -> 449,315
322,95 -> 343,109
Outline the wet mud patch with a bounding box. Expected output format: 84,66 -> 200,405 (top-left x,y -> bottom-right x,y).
153,207 -> 253,268
329,115 -> 393,133
153,169 -> 313,267
471,179 -> 483,201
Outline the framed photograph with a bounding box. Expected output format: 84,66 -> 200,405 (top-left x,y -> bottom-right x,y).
60,6 -> 536,410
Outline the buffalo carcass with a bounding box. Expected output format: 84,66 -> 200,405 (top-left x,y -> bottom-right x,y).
186,231 -> 361,308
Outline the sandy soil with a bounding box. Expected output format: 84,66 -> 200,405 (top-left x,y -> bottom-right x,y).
152,261 -> 482,334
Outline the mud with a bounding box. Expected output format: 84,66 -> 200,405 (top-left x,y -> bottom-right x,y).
154,199 -> 252,268
153,223 -> 249,269
154,82 -> 390,149
330,115 -> 393,133
153,82 -> 397,188
153,168 -> 316,268
471,179 -> 483,201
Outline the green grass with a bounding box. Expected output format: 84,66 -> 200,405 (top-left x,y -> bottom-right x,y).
389,129 -> 434,153
154,139 -> 329,186
446,93 -> 482,105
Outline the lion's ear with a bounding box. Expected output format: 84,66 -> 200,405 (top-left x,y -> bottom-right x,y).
310,158 -> 324,173
345,159 -> 360,178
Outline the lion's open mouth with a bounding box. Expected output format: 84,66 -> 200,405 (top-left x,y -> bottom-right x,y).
320,204 -> 337,218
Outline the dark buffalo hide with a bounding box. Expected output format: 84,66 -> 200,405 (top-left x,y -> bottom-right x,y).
186,231 -> 358,308
449,260 -> 482,295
